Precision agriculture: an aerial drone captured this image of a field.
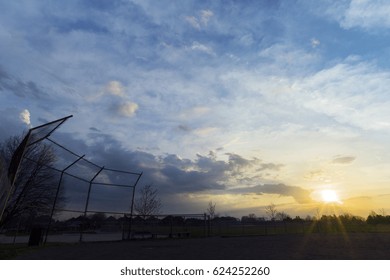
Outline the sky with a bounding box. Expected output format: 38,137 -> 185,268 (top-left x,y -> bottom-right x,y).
1,0 -> 390,218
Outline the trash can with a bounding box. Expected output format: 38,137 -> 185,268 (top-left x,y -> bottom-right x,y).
28,227 -> 43,246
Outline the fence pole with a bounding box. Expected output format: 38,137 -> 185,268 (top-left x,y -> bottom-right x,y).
44,155 -> 85,244
80,166 -> 104,243
122,213 -> 125,240
127,172 -> 142,240
169,216 -> 173,238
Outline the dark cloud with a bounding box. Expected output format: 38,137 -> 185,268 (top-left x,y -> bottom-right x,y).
0,66 -> 46,99
177,124 -> 191,132
332,156 -> 356,165
46,133 -> 286,196
225,153 -> 283,181
0,66 -> 10,83
236,184 -> 313,204
89,127 -> 101,132
259,184 -> 312,204
160,165 -> 226,193
227,153 -> 255,168
33,132 -> 303,213
54,19 -> 108,34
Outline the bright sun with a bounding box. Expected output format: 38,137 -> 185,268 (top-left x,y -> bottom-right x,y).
321,189 -> 341,204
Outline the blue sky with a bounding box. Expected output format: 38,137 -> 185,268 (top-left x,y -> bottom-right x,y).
2,0 -> 390,218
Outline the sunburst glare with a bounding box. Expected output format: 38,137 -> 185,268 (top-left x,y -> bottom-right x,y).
321,189 -> 342,204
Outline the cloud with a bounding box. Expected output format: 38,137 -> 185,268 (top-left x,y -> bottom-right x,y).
92,81 -> 139,118
106,80 -> 125,97
341,0 -> 390,30
311,38 -> 320,48
179,106 -> 211,121
299,60 -> 390,131
332,155 -> 356,165
257,43 -> 319,73
200,10 -> 213,25
0,66 -> 46,99
184,9 -> 214,30
189,41 -> 215,55
237,184 -> 313,204
304,169 -> 331,183
312,0 -> 390,31
177,124 -> 191,132
89,127 -> 101,132
185,16 -> 201,30
193,127 -> 217,137
117,102 -> 139,117
53,132 -> 289,201
19,109 -> 31,127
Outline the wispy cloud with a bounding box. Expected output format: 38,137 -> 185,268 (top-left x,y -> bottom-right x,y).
332,156 -> 356,165
188,41 -> 215,56
309,0 -> 390,31
248,184 -> 313,204
341,0 -> 390,30
185,9 -> 214,30
185,16 -> 201,30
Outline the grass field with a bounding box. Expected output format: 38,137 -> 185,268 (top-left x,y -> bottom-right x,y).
0,244 -> 36,259
4,221 -> 390,260
12,232 -> 390,260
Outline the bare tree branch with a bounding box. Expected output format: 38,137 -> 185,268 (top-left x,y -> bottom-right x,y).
0,135 -> 61,227
134,185 -> 162,218
264,203 -> 277,221
206,200 -> 216,219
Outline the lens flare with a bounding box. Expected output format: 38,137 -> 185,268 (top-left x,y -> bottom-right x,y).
321,189 -> 341,204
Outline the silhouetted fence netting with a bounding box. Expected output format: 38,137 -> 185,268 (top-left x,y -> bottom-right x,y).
0,116 -> 147,244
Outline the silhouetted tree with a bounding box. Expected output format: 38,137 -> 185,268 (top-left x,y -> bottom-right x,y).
265,203 -> 277,221
134,185 -> 162,218
241,213 -> 263,224
276,211 -> 290,221
88,212 -> 107,228
248,213 -> 256,219
0,135 -> 60,227
366,212 -> 390,225
206,200 -> 216,219
305,215 -> 313,221
212,216 -> 239,224
293,216 -> 304,222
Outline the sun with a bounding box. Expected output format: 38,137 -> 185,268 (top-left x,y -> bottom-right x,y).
321,189 -> 341,204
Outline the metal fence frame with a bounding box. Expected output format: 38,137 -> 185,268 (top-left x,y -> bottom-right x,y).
0,116 -> 143,244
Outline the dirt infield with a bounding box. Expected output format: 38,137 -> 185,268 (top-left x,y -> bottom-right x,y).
15,233 -> 390,260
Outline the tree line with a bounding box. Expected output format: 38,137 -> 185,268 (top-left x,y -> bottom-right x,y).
207,200 -> 390,225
